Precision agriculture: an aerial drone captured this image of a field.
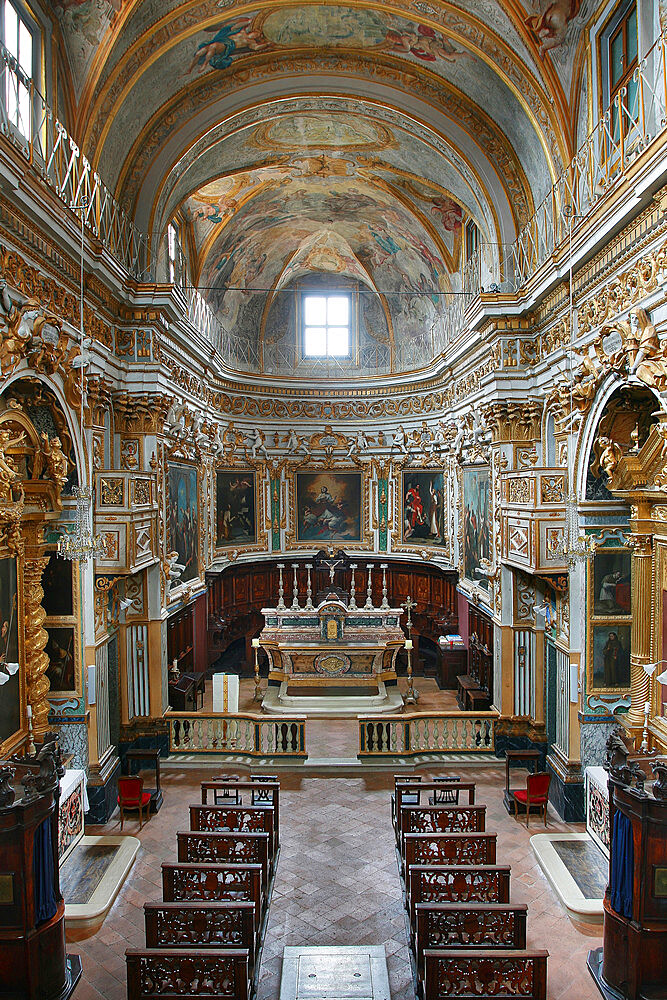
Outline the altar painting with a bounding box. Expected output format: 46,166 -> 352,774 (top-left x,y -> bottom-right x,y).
591,624 -> 631,690
0,556 -> 20,748
592,550 -> 631,616
402,471 -> 445,547
216,470 -> 256,547
167,462 -> 199,583
45,625 -> 76,693
462,467 -> 490,588
296,472 -> 362,542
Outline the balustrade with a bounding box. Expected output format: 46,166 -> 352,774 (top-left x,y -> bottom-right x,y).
359,712 -> 497,756
167,712 -> 306,757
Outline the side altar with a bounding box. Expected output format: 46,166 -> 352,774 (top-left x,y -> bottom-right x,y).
259,581 -> 406,716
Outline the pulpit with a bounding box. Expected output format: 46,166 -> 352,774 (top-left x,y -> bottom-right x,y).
259,588 -> 405,715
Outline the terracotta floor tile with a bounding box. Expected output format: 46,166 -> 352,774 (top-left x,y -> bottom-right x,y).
68,765 -> 603,1000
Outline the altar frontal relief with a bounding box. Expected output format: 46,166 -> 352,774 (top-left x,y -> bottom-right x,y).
462,467 -> 490,588
0,556 -> 20,747
167,462 -> 199,583
402,471 -> 445,547
216,470 -> 256,548
296,472 -> 362,542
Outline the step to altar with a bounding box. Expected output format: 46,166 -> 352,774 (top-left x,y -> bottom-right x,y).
261,681 -> 404,716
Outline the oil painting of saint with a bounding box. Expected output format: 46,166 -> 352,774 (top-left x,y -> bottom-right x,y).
401,471 -> 446,547
462,467 -> 490,589
216,471 -> 256,548
296,472 -> 363,543
167,462 -> 199,584
592,625 -> 631,689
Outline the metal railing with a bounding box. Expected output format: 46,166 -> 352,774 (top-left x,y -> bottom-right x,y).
167,711 -> 307,757
358,712 -> 498,756
463,31 -> 667,300
0,43 -> 148,277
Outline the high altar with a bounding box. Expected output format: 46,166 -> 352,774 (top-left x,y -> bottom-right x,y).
259,570 -> 405,714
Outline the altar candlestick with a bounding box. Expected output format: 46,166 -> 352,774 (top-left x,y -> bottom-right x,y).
380,564 -> 389,610
305,564 -> 314,610
349,564 -> 357,609
26,703 -> 36,754
291,563 -> 300,609
252,638 -> 262,701
365,564 -> 374,609
277,563 -> 286,610
404,638 -> 418,704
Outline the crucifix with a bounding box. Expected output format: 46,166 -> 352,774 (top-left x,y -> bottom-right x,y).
322,549 -> 344,586
402,596 -> 416,637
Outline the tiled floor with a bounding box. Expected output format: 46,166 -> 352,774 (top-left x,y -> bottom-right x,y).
72,766 -> 603,1000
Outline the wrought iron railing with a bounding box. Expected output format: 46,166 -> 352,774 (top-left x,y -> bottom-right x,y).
358,711 -> 498,756
463,31 -> 667,301
167,711 -> 307,757
0,43 -> 147,277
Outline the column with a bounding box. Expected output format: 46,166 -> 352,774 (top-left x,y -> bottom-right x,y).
627,531 -> 653,726
23,526 -> 51,737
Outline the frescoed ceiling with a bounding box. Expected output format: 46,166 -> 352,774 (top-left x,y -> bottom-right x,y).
48,0 -> 597,369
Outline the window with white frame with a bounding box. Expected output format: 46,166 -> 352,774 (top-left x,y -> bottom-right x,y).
1,0 -> 36,140
167,221 -> 182,284
603,0 -> 639,142
302,292 -> 352,359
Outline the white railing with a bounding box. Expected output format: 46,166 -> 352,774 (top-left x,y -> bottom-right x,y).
126,623 -> 149,719
0,43 -> 147,277
358,712 -> 498,756
95,643 -> 111,762
167,711 -> 307,757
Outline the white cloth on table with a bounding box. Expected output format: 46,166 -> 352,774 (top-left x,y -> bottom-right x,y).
60,767 -> 89,813
212,672 -> 239,713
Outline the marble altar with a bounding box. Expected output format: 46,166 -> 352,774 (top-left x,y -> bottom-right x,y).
259,592 -> 405,715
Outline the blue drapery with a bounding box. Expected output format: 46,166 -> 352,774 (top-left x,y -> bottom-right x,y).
33,817 -> 58,925
610,810 -> 634,920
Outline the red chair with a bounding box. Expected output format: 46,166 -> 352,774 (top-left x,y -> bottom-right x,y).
118,776 -> 151,830
513,771 -> 551,827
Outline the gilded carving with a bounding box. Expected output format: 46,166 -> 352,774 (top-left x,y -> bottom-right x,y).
508,478 -> 532,504
23,541 -> 51,737
578,247 -> 667,335
100,478 -> 124,506
132,479 -> 152,506
541,475 -> 566,504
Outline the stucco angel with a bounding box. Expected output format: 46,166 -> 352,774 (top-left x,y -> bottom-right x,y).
40,433 -> 69,492
0,429 -> 24,501
628,308 -> 667,395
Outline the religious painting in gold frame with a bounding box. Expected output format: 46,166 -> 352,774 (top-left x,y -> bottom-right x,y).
295,471 -> 363,544
215,469 -> 257,549
43,551 -> 81,699
587,545 -> 633,695
0,552 -> 25,757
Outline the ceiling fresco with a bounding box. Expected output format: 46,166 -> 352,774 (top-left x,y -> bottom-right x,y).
47,0 -> 601,371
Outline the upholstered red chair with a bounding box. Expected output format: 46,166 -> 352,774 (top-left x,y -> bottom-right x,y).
513,771 -> 551,827
117,776 -> 151,830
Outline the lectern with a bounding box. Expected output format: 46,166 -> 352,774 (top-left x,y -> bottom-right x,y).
588,735 -> 667,1000
0,746 -> 81,999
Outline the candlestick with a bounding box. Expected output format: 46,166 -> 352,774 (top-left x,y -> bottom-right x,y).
277,563 -> 286,610
380,564 -> 389,609
305,564 -> 314,610
365,564 -> 374,609
291,563 -> 300,610
252,638 -> 262,701
26,705 -> 36,754
405,639 -> 418,705
349,564 -> 357,610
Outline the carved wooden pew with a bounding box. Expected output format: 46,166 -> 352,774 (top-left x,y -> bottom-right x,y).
201,780 -> 280,847
399,805 -> 486,855
407,864 -> 511,926
414,903 -> 527,982
162,863 -> 263,917
143,902 -> 256,973
126,948 -> 250,1000
177,831 -> 270,894
393,780 -> 476,838
423,948 -> 548,1000
190,804 -> 277,863
403,832 -> 497,873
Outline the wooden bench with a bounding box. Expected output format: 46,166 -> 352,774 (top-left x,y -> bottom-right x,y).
201,781 -> 280,847
466,688 -> 491,712
423,948 -> 548,1000
407,865 -> 511,926
126,948 -> 250,1000
161,863 -> 263,917
404,832 -> 497,872
399,805 -> 486,850
393,782 -> 476,838
414,903 -> 527,982
190,804 -> 277,861
144,902 -> 256,972
456,674 -> 484,711
177,831 -> 270,893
